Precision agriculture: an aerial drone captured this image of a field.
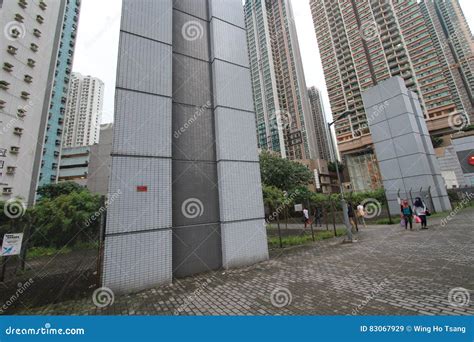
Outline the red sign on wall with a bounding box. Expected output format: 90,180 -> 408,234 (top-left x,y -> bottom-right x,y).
136,186 -> 148,192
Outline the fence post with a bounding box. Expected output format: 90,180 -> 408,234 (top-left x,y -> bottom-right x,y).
19,215 -> 32,272
384,189 -> 393,224
409,188 -> 414,204
428,186 -> 436,214
97,195 -> 107,285
324,205 -> 329,231
331,201 -> 337,237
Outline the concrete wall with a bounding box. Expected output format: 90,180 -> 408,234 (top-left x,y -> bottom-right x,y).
87,124 -> 113,196
103,0 -> 268,294
363,77 -> 452,214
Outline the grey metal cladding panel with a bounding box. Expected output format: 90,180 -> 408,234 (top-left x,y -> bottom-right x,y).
215,107 -> 259,162
103,230 -> 172,294
172,160 -> 219,227
106,157 -> 172,234
212,60 -> 254,112
217,161 -> 264,222
172,53 -> 212,106
173,10 -> 209,61
210,18 -> 249,67
221,219 -> 268,269
117,32 -> 172,96
121,0 -> 172,44
113,89 -> 171,157
209,0 -> 245,28
172,0 -> 208,20
172,224 -> 222,277
172,103 -> 215,161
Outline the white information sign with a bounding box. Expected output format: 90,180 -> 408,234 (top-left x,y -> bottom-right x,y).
1,233 -> 24,256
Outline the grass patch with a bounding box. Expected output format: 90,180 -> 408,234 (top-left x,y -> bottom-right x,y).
374,218 -> 398,225
268,229 -> 346,248
26,241 -> 99,260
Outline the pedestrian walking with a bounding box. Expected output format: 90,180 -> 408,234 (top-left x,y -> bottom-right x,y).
356,203 -> 367,228
400,199 -> 413,230
347,202 -> 357,232
303,207 -> 310,229
413,197 -> 428,229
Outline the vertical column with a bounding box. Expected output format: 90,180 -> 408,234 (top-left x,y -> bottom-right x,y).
209,0 -> 269,268
363,77 -> 451,214
171,0 -> 222,277
103,0 -> 173,294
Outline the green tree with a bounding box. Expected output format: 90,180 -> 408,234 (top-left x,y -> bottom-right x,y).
262,185 -> 285,210
30,190 -> 102,248
328,160 -> 344,173
36,182 -> 86,200
259,151 -> 312,191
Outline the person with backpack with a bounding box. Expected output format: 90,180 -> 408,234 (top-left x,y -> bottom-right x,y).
413,197 -> 428,229
400,199 -> 413,230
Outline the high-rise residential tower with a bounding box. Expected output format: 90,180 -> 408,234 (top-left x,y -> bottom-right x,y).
38,0 -> 81,187
308,86 -> 333,161
0,0 -> 75,205
419,0 -> 473,122
245,0 -> 319,160
62,73 -> 104,148
310,0 -> 472,191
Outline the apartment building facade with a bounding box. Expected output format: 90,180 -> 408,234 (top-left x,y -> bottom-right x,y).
0,0 -> 70,205
38,0 -> 81,188
245,0 -> 319,160
308,86 -> 333,161
62,72 -> 104,148
310,0 -> 472,191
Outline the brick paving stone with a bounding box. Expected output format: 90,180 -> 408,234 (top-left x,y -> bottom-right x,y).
18,208 -> 474,316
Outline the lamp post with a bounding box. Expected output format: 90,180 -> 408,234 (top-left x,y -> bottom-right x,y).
328,111 -> 355,242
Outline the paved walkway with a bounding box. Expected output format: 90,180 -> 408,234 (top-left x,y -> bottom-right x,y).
22,208 -> 474,315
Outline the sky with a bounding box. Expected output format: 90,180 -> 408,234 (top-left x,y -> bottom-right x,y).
73,0 -> 474,125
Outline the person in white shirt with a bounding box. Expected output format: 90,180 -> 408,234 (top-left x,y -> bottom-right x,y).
303,208 -> 310,229
356,204 -> 367,228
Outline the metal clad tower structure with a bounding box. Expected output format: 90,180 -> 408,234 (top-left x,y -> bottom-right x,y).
103,0 -> 268,294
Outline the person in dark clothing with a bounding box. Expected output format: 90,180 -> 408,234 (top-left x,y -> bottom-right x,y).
347,202 -> 357,232
413,197 -> 428,229
400,199 -> 413,230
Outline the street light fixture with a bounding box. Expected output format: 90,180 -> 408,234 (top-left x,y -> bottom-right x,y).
328,110 -> 355,242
